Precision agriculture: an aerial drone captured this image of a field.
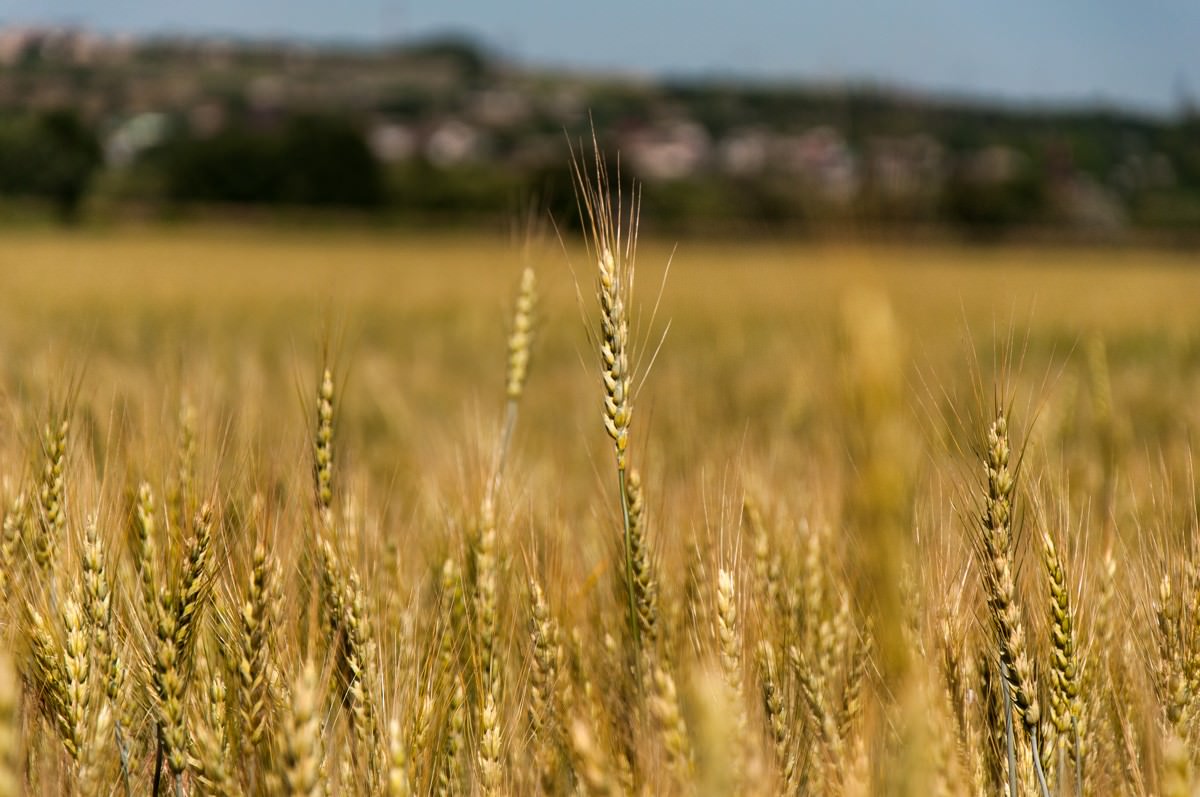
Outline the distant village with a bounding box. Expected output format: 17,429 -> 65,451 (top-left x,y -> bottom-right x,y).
0,24 -> 1195,236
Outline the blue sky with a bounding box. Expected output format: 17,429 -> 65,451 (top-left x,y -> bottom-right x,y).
7,1 -> 1199,115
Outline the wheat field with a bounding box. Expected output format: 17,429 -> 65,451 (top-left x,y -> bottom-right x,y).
0,181 -> 1199,796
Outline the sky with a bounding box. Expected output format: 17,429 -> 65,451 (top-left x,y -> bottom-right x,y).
6,0 -> 1200,116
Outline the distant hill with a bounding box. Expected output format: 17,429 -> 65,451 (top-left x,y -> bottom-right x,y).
1,26 -> 1199,239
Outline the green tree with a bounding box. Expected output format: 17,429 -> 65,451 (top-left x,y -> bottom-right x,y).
0,111 -> 102,222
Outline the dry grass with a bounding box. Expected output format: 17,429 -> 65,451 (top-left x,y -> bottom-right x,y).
0,197 -> 1197,796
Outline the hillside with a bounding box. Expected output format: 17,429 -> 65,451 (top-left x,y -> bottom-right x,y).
3,26 -> 1200,238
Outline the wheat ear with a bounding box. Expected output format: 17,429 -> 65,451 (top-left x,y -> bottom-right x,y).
193,654 -> 241,797
477,688 -> 503,796
528,577 -> 563,791
281,663 -> 322,797
978,414 -> 1046,796
493,265 -> 537,490
81,516 -> 131,790
625,469 -> 658,650
238,542 -> 278,772
1042,529 -> 1082,788
0,494 -> 26,595
134,481 -> 160,617
574,144 -> 642,653
757,642 -> 796,793
342,571 -> 382,790
435,675 -> 465,797
0,653 -> 18,797
313,366 -> 335,529
387,718 -> 412,797
34,418 -> 68,603
61,596 -> 91,762
649,664 -> 692,779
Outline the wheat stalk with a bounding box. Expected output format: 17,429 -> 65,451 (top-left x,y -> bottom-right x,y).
574,141 -> 645,654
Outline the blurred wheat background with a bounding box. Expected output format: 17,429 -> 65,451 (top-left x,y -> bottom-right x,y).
0,197 -> 1198,796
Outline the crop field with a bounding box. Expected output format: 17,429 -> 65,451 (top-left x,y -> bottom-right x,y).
0,208 -> 1199,796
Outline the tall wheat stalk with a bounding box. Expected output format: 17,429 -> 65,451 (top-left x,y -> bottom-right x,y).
573,138 -> 644,654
